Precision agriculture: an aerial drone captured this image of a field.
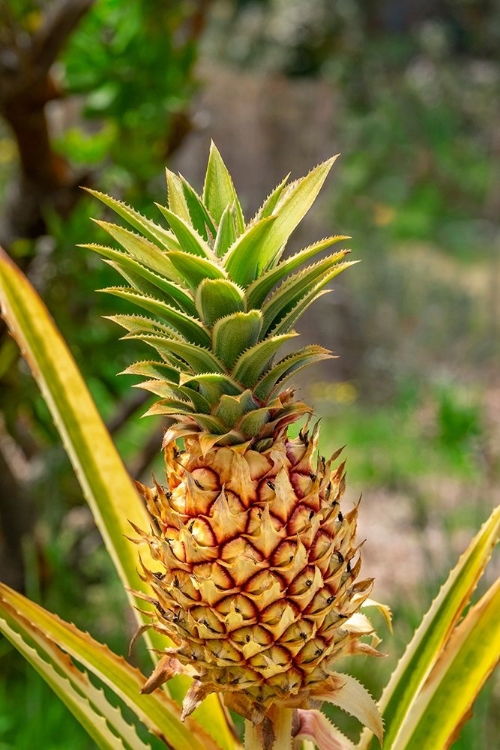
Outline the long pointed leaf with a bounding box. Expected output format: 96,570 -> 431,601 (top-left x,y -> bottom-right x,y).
155,204 -> 215,259
166,250 -> 226,290
231,333 -> 298,387
250,173 -> 290,224
0,613 -> 139,750
223,217 -> 277,286
203,141 -> 244,232
0,585 -> 221,750
84,188 -> 180,250
94,220 -> 181,279
394,577 -> 500,749
103,287 -> 209,346
213,204 -> 237,258
0,249 -> 156,630
180,176 -> 217,240
254,345 -> 333,401
360,504 -> 500,750
82,244 -> 196,315
260,155 -> 338,265
261,257 -> 356,336
247,239 -> 349,309
133,334 -> 226,374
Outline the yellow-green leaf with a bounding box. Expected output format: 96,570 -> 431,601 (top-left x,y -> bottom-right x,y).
394,577 -> 500,749
0,584 -> 222,750
0,600 -> 149,750
360,504 -> 500,750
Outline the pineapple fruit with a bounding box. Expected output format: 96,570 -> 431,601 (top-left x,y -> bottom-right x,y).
84,144 -> 383,747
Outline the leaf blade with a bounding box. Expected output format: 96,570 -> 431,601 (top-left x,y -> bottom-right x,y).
395,577 -> 500,750
360,504 -> 500,750
0,585 -> 219,750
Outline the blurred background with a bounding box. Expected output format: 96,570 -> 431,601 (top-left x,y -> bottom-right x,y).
0,1 -> 499,747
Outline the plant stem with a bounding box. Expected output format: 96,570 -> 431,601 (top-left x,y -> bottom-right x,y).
273,708 -> 293,749
244,708 -> 294,750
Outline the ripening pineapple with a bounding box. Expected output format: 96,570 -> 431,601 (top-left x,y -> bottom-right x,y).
83,144 -> 384,747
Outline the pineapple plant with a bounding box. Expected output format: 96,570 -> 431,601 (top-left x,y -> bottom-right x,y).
81,143 -> 385,747
1,143 -> 499,750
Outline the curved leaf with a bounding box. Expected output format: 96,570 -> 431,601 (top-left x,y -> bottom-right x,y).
213,204 -> 237,258
261,257 -> 357,336
0,615 -> 140,750
247,240 -> 349,309
134,334 -> 226,374
259,155 -> 338,266
0,584 -> 221,750
213,310 -> 263,369
231,333 -> 298,387
84,188 -> 179,250
180,176 -> 217,240
394,577 -> 500,749
166,250 -> 226,290
223,216 -> 277,286
360,504 -> 500,750
254,345 -> 333,401
155,204 -> 215,259
102,287 -> 209,346
82,244 -> 196,315
195,279 -> 245,327
94,220 -> 181,279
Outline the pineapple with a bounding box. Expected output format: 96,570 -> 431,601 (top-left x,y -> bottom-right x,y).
83,144 -> 383,747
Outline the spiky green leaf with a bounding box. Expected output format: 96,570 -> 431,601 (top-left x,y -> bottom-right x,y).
121,360 -> 181,384
247,239 -> 349,309
251,173 -> 290,223
166,250 -> 226,290
262,257 -> 356,336
254,345 -> 333,400
360,504 -> 500,750
0,584 -> 222,750
213,310 -> 263,370
231,333 -> 298,387
135,335 -> 226,374
394,577 -> 500,750
155,204 -> 215,259
107,314 -> 185,341
180,373 -> 244,402
180,176 -> 217,241
166,169 -> 192,224
213,204 -> 237,258
223,217 -> 277,286
203,141 -> 244,232
84,188 -> 179,250
93,221 -> 181,280
136,380 -> 210,413
258,155 -> 339,266
102,287 -> 209,346
195,279 -> 245,327
82,244 -> 197,315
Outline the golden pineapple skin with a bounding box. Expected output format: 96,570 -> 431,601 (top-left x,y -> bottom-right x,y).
137,424 -> 374,720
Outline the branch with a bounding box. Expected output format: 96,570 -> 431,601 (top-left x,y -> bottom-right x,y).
106,390 -> 149,435
29,0 -> 95,74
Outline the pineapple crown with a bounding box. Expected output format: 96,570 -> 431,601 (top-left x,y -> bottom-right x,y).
81,143 -> 355,450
